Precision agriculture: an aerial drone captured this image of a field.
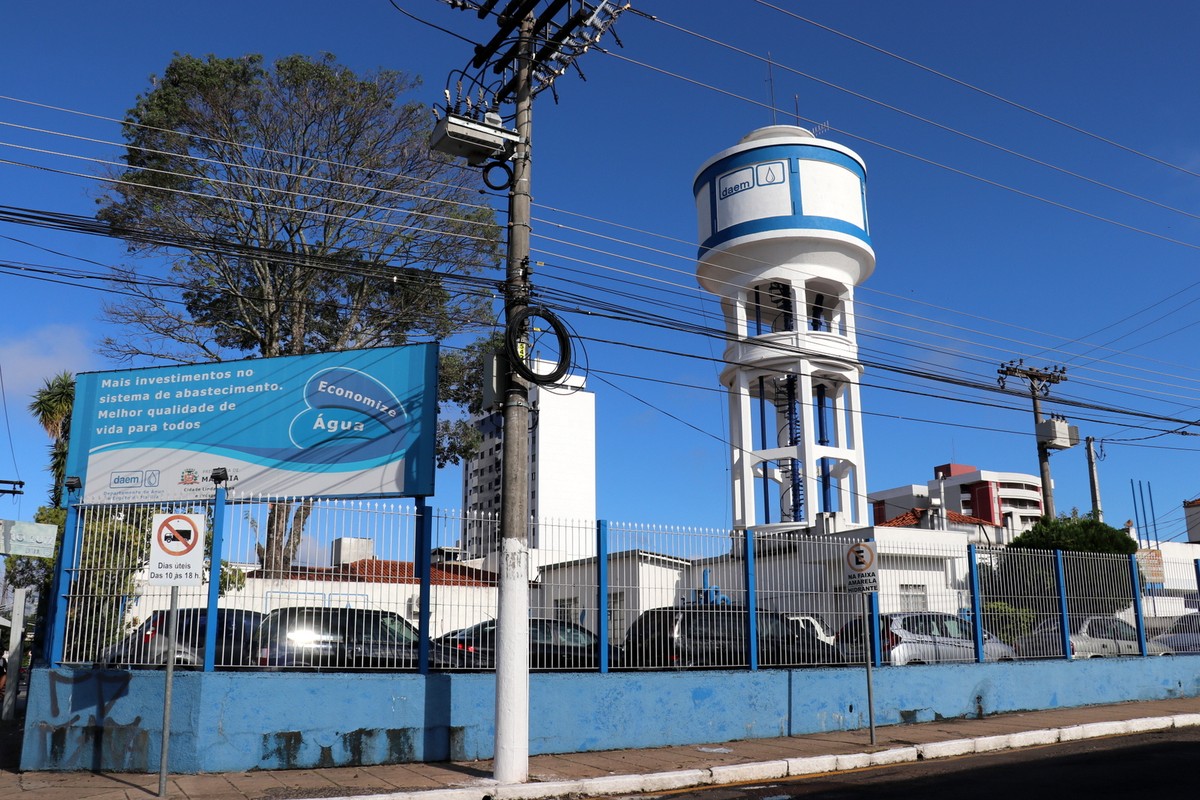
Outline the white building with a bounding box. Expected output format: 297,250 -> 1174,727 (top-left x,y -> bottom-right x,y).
460,367 -> 596,562
869,462 -> 1044,545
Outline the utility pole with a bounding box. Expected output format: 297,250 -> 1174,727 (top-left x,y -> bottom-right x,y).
998,360 -> 1067,520
1085,436 -> 1103,522
430,1 -> 628,784
493,12 -> 533,785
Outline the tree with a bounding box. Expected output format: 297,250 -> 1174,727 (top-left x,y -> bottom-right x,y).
980,512 -> 1139,636
28,371 -> 74,507
1008,513 -> 1138,556
97,53 -> 503,574
435,333 -> 504,468
98,53 -> 498,362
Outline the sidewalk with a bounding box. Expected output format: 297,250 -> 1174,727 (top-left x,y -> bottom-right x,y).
5,696 -> 1200,800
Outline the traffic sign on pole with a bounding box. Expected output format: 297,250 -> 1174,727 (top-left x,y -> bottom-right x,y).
845,540 -> 879,593
148,513 -> 206,586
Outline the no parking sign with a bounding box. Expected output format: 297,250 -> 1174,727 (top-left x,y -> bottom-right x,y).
844,540 -> 879,594
148,513 -> 206,586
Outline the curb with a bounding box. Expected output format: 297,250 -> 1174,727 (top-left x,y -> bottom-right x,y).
326,712 -> 1200,800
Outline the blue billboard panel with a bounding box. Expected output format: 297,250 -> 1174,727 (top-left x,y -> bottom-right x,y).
67,345 -> 438,503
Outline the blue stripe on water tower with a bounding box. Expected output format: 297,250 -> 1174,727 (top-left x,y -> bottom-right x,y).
694,143 -> 870,259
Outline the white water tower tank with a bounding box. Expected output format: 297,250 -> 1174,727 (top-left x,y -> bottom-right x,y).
693,125 -> 875,531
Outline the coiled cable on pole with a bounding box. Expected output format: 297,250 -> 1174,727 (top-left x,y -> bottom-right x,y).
505,305 -> 571,384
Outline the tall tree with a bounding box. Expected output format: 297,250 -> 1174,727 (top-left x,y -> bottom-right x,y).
98,52 -> 498,362
28,371 -> 74,507
97,53 -> 502,574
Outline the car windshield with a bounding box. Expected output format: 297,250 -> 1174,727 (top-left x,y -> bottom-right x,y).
264,611 -> 344,645
375,613 -> 419,642
555,622 -> 596,645
939,616 -> 972,639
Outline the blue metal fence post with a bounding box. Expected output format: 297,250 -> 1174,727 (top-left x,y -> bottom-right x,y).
415,497 -> 433,674
868,591 -> 882,668
596,519 -> 609,673
743,528 -> 759,670
202,485 -> 228,671
48,488 -> 84,666
1194,560 -> 1200,613
1128,553 -> 1147,656
967,544 -> 985,663
1053,550 -> 1072,661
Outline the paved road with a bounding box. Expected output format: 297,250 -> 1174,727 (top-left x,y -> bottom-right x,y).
618,727 -> 1197,799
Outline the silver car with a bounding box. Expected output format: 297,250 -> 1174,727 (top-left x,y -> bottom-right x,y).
1151,614 -> 1200,654
1014,615 -> 1173,659
836,612 -> 1016,665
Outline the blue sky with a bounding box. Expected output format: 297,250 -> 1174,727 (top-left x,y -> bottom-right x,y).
2,2 -> 1199,543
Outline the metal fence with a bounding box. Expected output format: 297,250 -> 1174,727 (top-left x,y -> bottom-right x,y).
50,494 -> 1200,672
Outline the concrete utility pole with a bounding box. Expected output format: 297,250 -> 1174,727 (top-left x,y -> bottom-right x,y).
1086,436 -> 1104,522
494,13 -> 534,785
998,361 -> 1067,520
431,1 -> 629,784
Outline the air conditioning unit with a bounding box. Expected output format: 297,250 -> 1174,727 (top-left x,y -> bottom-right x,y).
430,113 -> 519,165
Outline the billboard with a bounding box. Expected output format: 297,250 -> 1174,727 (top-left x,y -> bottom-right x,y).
66,345 -> 438,504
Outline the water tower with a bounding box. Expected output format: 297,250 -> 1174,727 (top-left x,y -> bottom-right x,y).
694,125 -> 873,534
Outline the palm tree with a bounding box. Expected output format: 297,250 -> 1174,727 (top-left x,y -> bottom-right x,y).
28,371 -> 75,506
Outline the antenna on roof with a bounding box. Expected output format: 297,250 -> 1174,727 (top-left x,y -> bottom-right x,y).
766,53 -> 777,125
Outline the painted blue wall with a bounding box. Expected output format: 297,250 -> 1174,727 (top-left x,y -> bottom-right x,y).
21,658 -> 1200,773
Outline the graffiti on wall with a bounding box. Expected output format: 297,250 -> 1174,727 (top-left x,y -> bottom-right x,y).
28,670 -> 151,772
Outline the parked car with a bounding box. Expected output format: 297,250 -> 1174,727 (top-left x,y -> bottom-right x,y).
781,614 -> 837,648
96,607 -> 264,669
621,604 -> 844,669
432,618 -> 620,671
1014,615 -> 1174,658
835,612 -> 1016,666
252,606 -> 420,670
1152,614 -> 1200,653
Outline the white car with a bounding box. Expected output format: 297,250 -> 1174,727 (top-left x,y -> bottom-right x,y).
836,612 -> 1016,665
1014,615 -> 1173,659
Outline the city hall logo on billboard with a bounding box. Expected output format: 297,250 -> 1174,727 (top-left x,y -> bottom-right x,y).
68,345 -> 439,503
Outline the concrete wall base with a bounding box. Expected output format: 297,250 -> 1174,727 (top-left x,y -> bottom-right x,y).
20,658 -> 1200,773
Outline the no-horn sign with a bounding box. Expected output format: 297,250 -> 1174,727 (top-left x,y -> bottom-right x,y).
149,513 -> 206,586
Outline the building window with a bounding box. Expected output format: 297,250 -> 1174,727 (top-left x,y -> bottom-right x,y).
899,584 -> 928,612
607,591 -> 625,645
554,597 -> 580,625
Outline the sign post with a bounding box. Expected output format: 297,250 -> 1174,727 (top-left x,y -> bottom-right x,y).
845,539 -> 879,745
0,519 -> 57,720
148,512 -> 205,797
